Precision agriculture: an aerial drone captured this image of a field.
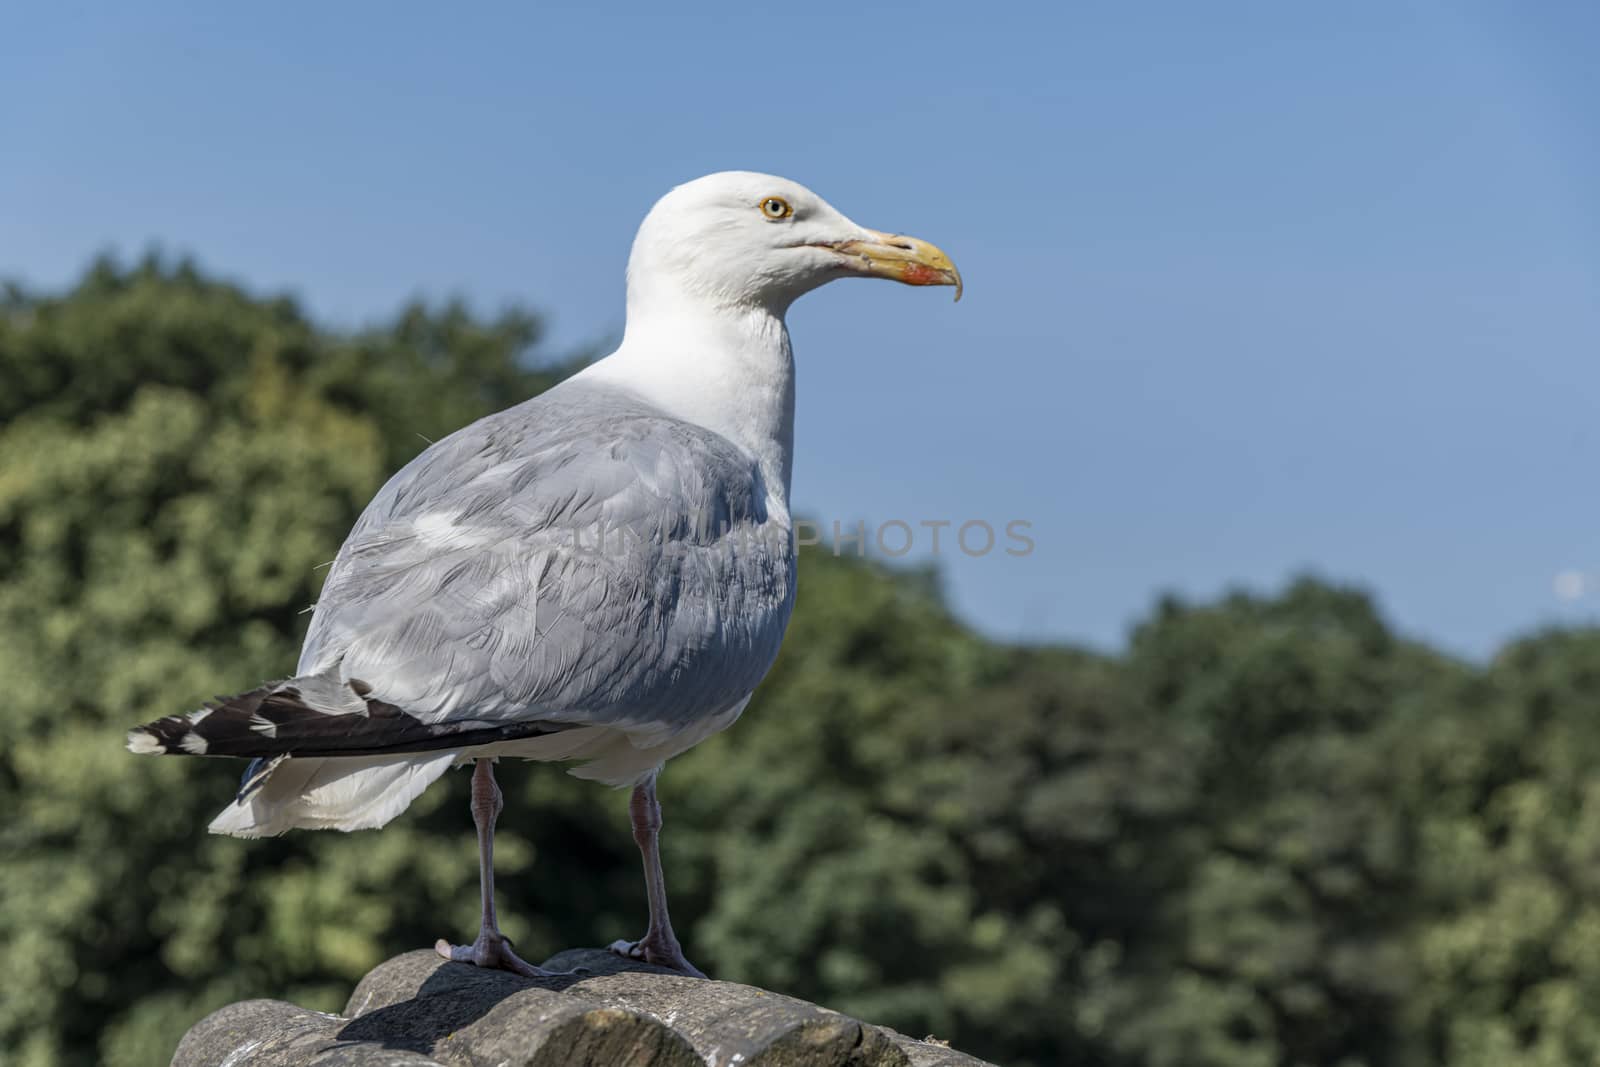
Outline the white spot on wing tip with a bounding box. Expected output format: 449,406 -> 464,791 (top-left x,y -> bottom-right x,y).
126,730 -> 163,755
188,707 -> 214,724
179,732 -> 209,755
248,713 -> 278,738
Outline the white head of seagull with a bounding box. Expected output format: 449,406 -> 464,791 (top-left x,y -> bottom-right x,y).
593,171 -> 961,505
623,171 -> 961,315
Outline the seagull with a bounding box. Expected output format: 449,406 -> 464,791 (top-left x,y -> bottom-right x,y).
128,171 -> 961,979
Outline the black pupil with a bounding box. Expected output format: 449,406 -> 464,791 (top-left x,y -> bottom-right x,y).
768,200 -> 782,214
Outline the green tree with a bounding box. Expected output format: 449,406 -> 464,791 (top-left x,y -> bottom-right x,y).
1090,581 -> 1465,1067
1406,629 -> 1600,1066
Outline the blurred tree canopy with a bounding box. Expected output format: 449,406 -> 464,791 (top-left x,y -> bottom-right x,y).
3,258 -> 1599,1067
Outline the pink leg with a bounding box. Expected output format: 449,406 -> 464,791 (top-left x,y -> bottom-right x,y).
608,770 -> 706,978
435,759 -> 573,978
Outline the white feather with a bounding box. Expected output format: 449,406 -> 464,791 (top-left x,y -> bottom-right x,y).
126,730 -> 162,755
208,753 -> 456,837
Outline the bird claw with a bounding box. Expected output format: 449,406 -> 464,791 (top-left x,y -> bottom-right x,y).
608,936 -> 708,978
435,933 -> 580,979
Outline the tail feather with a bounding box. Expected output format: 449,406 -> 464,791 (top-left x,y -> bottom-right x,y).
126,672 -> 565,759
207,752 -> 459,837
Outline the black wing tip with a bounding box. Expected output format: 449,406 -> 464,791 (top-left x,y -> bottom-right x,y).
126,714 -> 214,755
125,682 -> 284,758
129,676 -> 566,762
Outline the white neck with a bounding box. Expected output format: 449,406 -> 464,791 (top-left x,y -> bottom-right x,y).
578,302 -> 797,510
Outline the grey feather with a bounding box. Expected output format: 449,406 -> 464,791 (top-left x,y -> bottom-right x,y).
297,378 -> 795,744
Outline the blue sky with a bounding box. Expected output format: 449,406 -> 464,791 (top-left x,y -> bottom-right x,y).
5,1 -> 1598,658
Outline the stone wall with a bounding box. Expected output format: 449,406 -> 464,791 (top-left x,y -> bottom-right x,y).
172,947 -> 996,1066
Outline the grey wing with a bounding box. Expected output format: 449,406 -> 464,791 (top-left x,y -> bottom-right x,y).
298,382 -> 796,742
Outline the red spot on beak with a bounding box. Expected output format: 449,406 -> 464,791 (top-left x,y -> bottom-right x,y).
901,264 -> 942,286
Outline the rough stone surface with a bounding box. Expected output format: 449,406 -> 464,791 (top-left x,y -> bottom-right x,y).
171,948 -> 995,1067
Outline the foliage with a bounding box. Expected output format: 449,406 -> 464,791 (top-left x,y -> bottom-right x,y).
4,259 -> 1600,1067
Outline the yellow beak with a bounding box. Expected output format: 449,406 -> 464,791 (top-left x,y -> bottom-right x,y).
829,229 -> 963,301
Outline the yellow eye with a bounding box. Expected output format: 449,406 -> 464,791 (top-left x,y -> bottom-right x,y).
759,196 -> 793,220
